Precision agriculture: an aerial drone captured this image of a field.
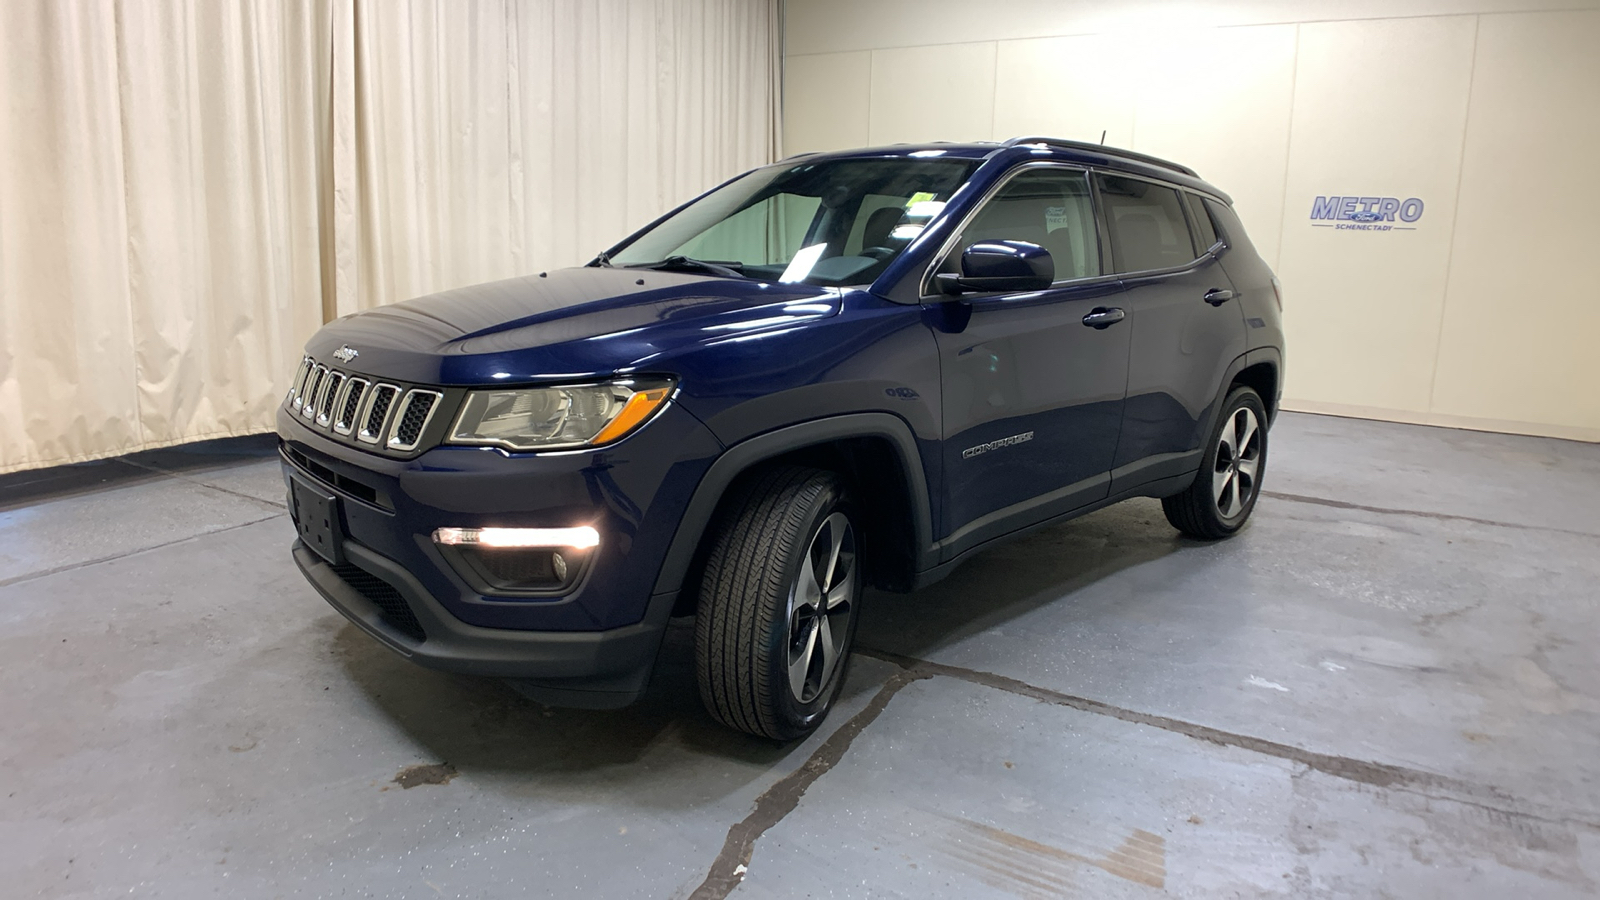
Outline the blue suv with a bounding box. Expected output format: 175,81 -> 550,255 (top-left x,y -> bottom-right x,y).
279,137 -> 1285,739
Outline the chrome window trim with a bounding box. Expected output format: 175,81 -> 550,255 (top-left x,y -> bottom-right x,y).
387,389 -> 444,451
332,377 -> 370,435
357,384 -> 402,445
918,161 -> 1111,299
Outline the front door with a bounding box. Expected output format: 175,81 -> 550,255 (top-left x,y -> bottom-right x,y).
927,165 -> 1131,556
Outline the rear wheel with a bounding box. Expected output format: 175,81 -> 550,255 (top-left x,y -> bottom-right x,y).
1163,386 -> 1268,539
694,466 -> 860,740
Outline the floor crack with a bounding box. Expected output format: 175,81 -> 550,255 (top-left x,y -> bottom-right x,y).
0,513 -> 287,589
687,668 -> 929,900
1260,490 -> 1596,539
858,647 -> 1600,832
117,458 -> 287,511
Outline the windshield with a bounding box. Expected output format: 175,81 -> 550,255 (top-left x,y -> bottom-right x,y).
607,157 -> 978,286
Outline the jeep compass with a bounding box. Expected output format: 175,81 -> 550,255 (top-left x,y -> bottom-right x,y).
279,137 -> 1285,740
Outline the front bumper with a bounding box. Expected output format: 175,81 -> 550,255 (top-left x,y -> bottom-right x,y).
293,540 -> 677,707
277,400 -> 722,706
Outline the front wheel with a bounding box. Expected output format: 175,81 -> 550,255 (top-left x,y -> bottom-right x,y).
1163,386 -> 1268,539
694,466 -> 861,741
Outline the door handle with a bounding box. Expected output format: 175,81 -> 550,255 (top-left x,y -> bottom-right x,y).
1204,288 -> 1236,306
1082,307 -> 1126,329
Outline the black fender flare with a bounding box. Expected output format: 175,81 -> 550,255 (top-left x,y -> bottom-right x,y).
651,412 -> 937,595
1200,346 -> 1283,442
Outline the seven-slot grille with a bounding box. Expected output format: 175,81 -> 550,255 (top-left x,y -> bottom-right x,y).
285,355 -> 444,454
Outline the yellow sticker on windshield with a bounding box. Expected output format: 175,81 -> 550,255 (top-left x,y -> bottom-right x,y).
906,192 -> 936,208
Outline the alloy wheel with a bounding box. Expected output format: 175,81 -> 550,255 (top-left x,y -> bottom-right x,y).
786,511 -> 857,704
1213,407 -> 1262,519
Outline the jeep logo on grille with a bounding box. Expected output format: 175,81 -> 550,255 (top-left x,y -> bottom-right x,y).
332,344 -> 359,362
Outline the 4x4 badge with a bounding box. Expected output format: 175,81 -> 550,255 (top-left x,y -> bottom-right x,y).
332,345 -> 359,362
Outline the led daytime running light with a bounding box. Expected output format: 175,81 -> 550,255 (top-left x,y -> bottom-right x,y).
432,526 -> 600,549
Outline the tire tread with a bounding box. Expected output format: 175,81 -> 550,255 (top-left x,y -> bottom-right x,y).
694,466 -> 839,740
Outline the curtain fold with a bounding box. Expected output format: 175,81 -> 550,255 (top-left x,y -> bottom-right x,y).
0,0 -> 781,475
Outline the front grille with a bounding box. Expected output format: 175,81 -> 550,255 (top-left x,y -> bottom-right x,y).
329,561 -> 426,643
301,366 -> 327,418
287,358 -> 313,405
360,384 -> 399,444
334,379 -> 368,434
283,355 -> 452,457
389,391 -> 440,450
316,372 -> 345,425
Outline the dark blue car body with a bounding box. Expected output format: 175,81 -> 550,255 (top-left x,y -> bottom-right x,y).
279,139 -> 1284,708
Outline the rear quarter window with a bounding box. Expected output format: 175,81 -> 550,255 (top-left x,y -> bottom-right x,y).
1186,192 -> 1219,250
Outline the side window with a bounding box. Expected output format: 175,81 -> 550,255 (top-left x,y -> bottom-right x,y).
1096,174 -> 1198,273
1186,192 -> 1219,251
939,168 -> 1101,282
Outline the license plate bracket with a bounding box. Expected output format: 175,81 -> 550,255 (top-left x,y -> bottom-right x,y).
289,475 -> 346,564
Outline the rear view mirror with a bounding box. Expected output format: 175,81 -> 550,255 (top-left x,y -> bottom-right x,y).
936,240 -> 1054,296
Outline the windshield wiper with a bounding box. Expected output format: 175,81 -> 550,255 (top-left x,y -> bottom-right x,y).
627,256 -> 746,278
588,252 -> 614,268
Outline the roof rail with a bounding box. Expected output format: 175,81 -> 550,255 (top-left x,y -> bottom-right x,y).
1001,136 -> 1198,178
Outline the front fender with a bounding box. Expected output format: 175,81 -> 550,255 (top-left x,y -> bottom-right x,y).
650,412 -> 938,596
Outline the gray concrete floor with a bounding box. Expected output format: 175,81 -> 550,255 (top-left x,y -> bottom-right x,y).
2,412 -> 1597,898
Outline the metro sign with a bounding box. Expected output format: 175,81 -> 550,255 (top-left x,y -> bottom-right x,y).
1310,195 -> 1424,231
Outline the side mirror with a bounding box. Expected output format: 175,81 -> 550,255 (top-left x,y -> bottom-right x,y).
935,240 -> 1054,296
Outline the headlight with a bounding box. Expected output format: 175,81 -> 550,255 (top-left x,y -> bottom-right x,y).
446,378 -> 674,451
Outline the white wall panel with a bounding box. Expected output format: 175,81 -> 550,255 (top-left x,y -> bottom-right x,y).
787,0 -> 1600,56
1275,16 -> 1476,415
867,42 -> 997,145
992,35 -> 1136,147
783,51 -> 872,153
1128,24 -> 1296,268
1429,11 -> 1600,439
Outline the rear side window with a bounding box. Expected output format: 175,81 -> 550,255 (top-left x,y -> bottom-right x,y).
941,167 -> 1101,281
1186,193 -> 1219,251
1096,174 -> 1197,273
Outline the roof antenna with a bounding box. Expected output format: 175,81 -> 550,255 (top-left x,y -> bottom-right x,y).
1100,129 -> 1107,145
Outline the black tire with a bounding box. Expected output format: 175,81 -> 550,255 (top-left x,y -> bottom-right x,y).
1163,386 -> 1268,540
694,466 -> 861,741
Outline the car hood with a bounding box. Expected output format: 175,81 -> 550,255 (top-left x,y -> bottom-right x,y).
304,267 -> 843,385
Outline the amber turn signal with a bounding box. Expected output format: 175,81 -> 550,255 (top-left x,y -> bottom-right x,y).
590,387 -> 672,445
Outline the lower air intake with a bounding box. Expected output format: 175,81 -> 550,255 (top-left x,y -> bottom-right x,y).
328,561 -> 426,643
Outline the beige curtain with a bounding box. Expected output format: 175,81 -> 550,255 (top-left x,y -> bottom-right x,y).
0,0 -> 781,475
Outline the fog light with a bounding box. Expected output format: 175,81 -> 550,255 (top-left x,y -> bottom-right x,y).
431,526 -> 597,596
431,526 -> 599,549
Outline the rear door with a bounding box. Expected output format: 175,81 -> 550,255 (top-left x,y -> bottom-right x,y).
926,165 -> 1131,555
1094,173 -> 1248,490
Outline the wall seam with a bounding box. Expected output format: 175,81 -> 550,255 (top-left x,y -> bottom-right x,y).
1272,24 -> 1302,275
1425,14 -> 1482,416
865,49 -> 875,145
988,41 -> 999,140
